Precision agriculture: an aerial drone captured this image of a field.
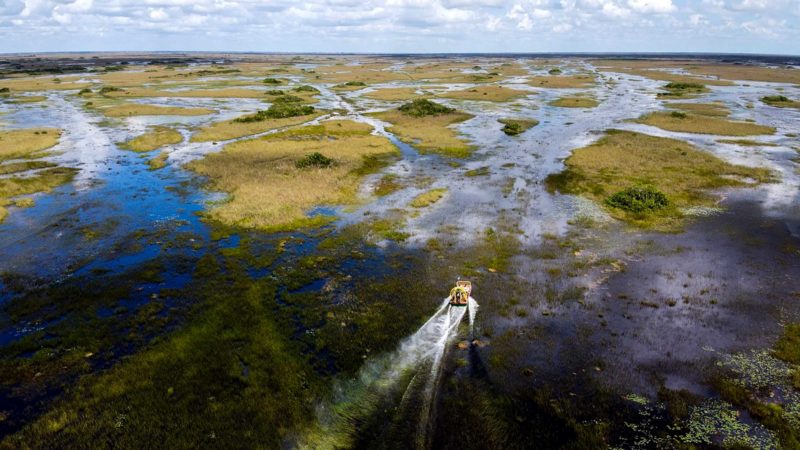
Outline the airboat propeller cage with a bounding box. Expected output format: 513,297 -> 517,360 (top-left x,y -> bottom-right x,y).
449,280 -> 471,306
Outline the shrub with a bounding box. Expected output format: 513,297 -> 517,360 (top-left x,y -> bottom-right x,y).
233,103 -> 315,123
271,95 -> 304,104
293,85 -> 319,93
398,98 -> 454,117
343,81 -> 366,87
548,68 -> 562,75
0,87 -> 10,94
763,95 -> 789,103
77,88 -> 92,95
265,90 -> 285,96
664,82 -> 705,91
605,185 -> 669,214
295,152 -> 333,169
502,121 -> 523,135
99,86 -> 122,95
670,111 -> 687,119
262,78 -> 283,85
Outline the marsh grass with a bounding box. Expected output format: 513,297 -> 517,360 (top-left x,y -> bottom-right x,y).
635,111 -> 775,136
409,188 -> 448,208
120,127 -> 183,152
498,118 -> 538,136
187,120 -> 398,230
656,82 -> 709,99
527,75 -> 595,89
190,112 -> 323,142
438,85 -> 529,102
717,139 -> 779,147
0,128 -> 61,162
0,167 -> 77,221
147,152 -> 169,170
549,97 -> 599,108
762,95 -> 800,109
233,103 -> 315,123
665,102 -> 730,117
371,101 -> 473,157
362,87 -> 425,101
546,129 -> 773,228
100,104 -> 214,117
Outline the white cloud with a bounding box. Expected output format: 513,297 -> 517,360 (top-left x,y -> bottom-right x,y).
627,0 -> 674,13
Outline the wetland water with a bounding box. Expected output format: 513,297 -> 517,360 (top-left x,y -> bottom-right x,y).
0,54 -> 799,449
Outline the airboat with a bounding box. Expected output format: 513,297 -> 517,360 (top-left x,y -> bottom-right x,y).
448,280 -> 471,306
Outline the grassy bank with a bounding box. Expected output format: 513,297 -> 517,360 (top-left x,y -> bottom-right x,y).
371,99 -> 473,158
100,104 -> 215,117
546,129 -> 773,228
635,111 -> 775,136
120,127 -> 183,152
187,120 -> 398,230
549,97 -> 599,108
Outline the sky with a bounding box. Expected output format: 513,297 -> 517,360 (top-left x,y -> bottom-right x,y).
0,0 -> 798,55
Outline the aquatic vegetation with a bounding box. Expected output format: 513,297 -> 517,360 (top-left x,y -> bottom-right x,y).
0,167 -> 77,221
762,95 -> 800,109
548,97 -> 599,108
147,151 -> 169,170
498,118 -> 538,136
656,81 -> 709,98
0,160 -> 55,176
371,102 -> 473,157
635,111 -> 775,135
293,85 -> 320,94
262,77 -> 284,84
465,166 -> 490,177
774,324 -> 800,364
546,130 -> 773,228
410,188 -> 447,208
98,103 -> 214,117
332,81 -> 368,91
120,126 -> 183,152
373,174 -> 403,196
187,120 -> 398,229
682,400 -> 778,449
438,85 -> 529,102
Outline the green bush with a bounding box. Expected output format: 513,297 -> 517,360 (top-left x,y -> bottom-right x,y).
293,85 -> 319,93
763,95 -> 789,103
398,98 -> 454,117
343,81 -> 366,87
295,152 -> 333,169
606,185 -> 669,213
0,87 -> 10,94
665,82 -> 704,91
548,68 -> 562,75
265,90 -> 285,96
502,121 -> 523,135
77,88 -> 92,95
670,111 -> 687,119
262,78 -> 283,85
233,103 -> 315,123
271,95 -> 304,104
98,86 -> 122,95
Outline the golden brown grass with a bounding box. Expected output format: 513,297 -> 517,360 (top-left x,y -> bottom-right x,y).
717,139 -> 779,147
362,87 -> 427,101
100,104 -> 215,117
147,152 -> 169,170
664,102 -> 730,117
370,109 -> 473,157
190,112 -> 323,142
549,97 -> 599,108
0,128 -> 61,161
438,85 -> 530,102
186,120 -> 399,230
410,188 -> 448,208
103,87 -> 268,99
592,59 -> 800,84
546,129 -> 773,228
527,75 -> 595,89
635,111 -> 775,136
8,95 -> 47,103
0,167 -> 77,222
0,75 -> 90,92
120,127 -> 183,152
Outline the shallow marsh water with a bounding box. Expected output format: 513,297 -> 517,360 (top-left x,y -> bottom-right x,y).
0,56 -> 799,448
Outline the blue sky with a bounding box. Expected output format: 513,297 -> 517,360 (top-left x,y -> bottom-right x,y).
0,0 -> 798,54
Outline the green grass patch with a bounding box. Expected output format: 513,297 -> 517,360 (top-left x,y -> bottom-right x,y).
410,188 -> 447,208
498,118 -> 538,136
398,98 -> 454,117
295,152 -> 333,169
762,95 -> 800,109
234,103 -> 315,123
